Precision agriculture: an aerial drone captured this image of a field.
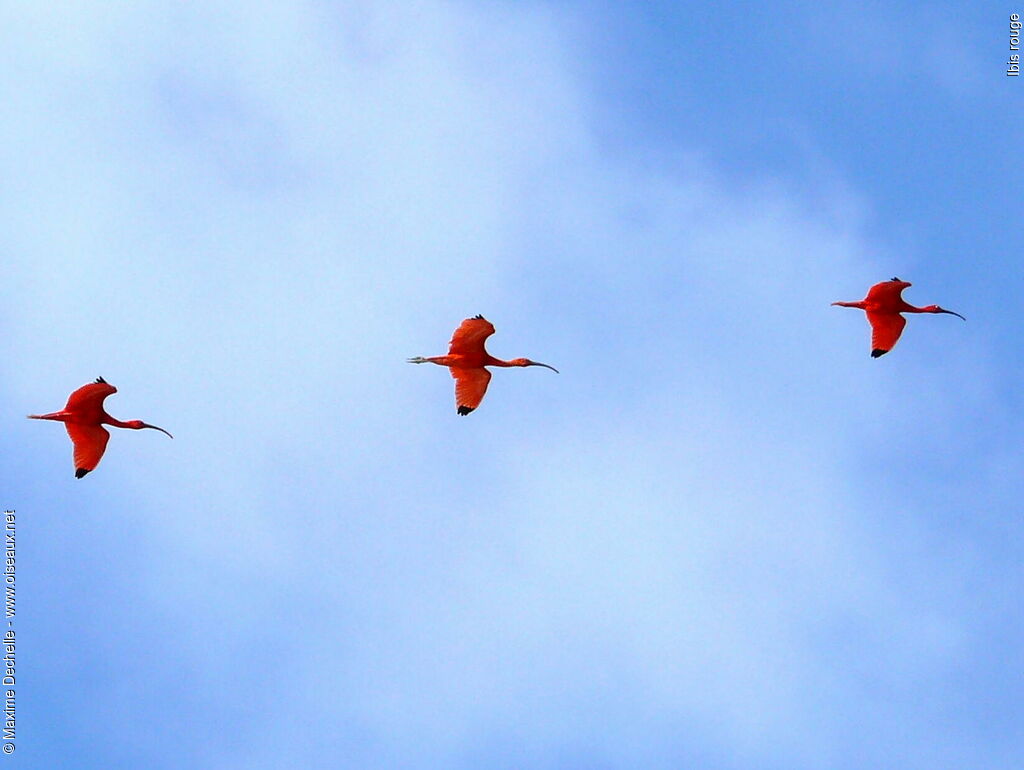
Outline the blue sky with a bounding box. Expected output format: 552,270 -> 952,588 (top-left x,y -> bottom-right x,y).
1,2 -> 1021,768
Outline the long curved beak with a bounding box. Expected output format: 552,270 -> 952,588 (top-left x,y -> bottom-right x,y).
940,309 -> 966,321
143,423 -> 174,438
531,362 -> 559,373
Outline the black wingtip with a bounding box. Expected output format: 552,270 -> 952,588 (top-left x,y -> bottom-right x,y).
75,468 -> 91,479
457,406 -> 475,416
471,314 -> 484,320
871,349 -> 889,358
95,376 -> 107,384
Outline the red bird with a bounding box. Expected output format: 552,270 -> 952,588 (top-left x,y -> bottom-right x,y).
29,377 -> 172,478
833,277 -> 965,357
408,315 -> 558,415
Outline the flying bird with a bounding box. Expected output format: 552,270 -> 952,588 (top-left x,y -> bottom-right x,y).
28,377 -> 172,478
832,277 -> 965,357
408,315 -> 558,415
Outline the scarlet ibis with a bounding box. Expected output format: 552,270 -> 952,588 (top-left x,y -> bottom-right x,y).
408,315 -> 558,415
28,377 -> 172,478
832,277 -> 965,357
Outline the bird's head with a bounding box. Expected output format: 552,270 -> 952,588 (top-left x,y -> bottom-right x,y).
924,305 -> 966,320
128,420 -> 174,438
511,358 -> 559,373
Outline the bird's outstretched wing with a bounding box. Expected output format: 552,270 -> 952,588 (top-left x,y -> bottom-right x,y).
451,367 -> 492,415
867,311 -> 906,358
865,280 -> 909,305
65,378 -> 116,418
448,315 -> 495,356
66,423 -> 110,478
